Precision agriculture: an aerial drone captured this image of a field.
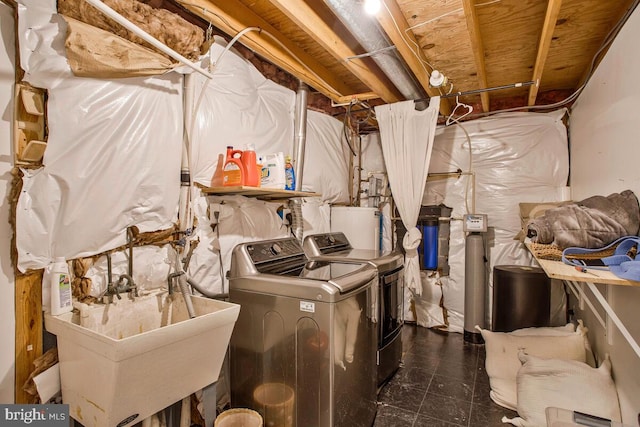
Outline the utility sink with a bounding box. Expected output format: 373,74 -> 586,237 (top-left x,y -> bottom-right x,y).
44,289 -> 240,427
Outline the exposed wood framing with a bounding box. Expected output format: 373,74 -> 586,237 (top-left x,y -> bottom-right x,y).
377,0 -> 452,115
6,0 -> 42,404
528,0 -> 563,106
267,0 -> 403,103
15,271 -> 43,403
176,0 -> 353,102
335,92 -> 380,104
462,0 -> 489,112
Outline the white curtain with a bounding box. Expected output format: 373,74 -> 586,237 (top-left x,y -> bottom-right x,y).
375,97 -> 440,296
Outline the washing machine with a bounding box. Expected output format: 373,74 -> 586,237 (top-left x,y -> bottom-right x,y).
303,232 -> 404,388
228,237 -> 378,427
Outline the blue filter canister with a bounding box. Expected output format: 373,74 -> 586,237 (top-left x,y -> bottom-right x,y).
423,219 -> 439,270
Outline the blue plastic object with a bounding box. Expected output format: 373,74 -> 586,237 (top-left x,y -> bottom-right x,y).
422,219 -> 439,270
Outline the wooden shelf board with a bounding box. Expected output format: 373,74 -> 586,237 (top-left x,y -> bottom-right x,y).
198,185 -> 320,200
526,243 -> 640,287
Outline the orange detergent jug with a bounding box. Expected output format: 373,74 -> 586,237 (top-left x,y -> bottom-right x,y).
241,144 -> 260,187
223,146 -> 245,186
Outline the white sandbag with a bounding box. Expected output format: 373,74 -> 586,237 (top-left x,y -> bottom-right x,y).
503,352 -> 621,427
480,327 -> 587,410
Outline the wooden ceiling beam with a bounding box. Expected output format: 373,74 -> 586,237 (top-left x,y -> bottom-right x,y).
528,0 -> 563,106
266,0 -> 404,104
462,0 -> 490,112
376,0 -> 452,115
175,0 -> 353,101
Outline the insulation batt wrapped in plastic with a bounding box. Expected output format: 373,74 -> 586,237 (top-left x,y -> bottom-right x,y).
15,1 -> 347,288
362,110 -> 569,329
188,38 -> 351,204
189,38 -> 295,187
16,0 -> 182,272
425,111 -> 569,330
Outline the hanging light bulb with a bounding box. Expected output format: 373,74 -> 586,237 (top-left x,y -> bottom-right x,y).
364,0 -> 381,15
429,70 -> 448,88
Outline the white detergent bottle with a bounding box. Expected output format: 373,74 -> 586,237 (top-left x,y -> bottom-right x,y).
50,257 -> 72,315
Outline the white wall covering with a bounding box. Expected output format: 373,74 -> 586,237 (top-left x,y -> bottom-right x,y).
364,111 -> 569,329
420,111 -> 569,331
0,2 -> 16,404
569,6 -> 640,423
16,1 -> 183,271
190,40 -> 296,187
189,41 -> 350,206
204,196 -> 290,294
303,110 -> 351,204
13,3 -> 349,276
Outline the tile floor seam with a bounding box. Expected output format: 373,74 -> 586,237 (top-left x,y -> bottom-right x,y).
413,369 -> 434,423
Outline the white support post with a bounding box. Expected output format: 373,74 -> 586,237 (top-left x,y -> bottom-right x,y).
584,281 -> 640,360
566,281 -> 606,329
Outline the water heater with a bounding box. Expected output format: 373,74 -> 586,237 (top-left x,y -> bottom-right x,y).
330,206 -> 381,250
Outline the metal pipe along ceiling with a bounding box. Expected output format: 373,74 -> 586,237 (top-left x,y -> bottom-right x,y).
324,0 -> 426,101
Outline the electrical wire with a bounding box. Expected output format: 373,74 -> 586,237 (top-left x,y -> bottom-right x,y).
381,0 -> 434,76
342,100 -> 358,156
176,0 -> 341,99
466,0 -> 639,118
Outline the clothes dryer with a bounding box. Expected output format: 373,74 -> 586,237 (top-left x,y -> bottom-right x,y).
303,232 -> 404,388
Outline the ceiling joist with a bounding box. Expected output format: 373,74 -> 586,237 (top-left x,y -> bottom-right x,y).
267,0 -> 404,103
167,0 -> 634,121
462,0 -> 490,112
176,0 -> 353,101
528,0 -> 563,106
376,0 -> 452,115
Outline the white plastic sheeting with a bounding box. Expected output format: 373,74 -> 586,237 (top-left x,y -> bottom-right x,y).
362,110 -> 569,330
16,0 -> 183,272
188,39 -> 350,206
82,195 -> 291,298
206,196 -> 290,293
190,39 -> 296,187
15,1 -> 350,284
375,98 -> 440,298
303,110 -> 351,204
301,197 -> 331,238
419,110 -> 569,331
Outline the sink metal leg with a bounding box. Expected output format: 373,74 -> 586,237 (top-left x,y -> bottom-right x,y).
163,400 -> 182,427
202,382 -> 217,427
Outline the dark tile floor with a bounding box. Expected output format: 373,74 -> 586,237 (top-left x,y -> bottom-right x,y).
374,324 -> 518,427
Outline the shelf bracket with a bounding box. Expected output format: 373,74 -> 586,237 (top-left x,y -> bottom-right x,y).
567,279 -> 640,359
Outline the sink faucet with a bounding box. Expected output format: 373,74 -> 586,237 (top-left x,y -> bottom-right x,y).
100,228 -> 139,303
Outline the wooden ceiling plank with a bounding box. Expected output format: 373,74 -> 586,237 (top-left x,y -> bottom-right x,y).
265,0 -> 403,103
377,0 -> 452,115
462,0 -> 489,112
528,0 -> 563,106
335,92 -> 380,104
176,0 -> 352,100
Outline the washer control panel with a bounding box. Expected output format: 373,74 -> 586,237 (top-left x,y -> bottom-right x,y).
247,238 -> 305,263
